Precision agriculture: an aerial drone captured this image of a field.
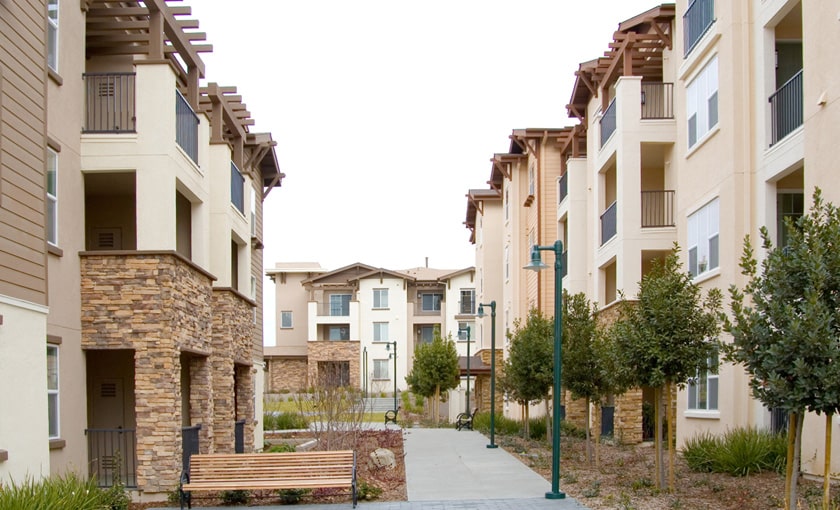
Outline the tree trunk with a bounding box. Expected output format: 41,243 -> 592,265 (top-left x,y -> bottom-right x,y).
785,411 -> 795,510
667,381 -> 676,493
824,412 -> 833,510
524,404 -> 531,439
434,385 -> 440,426
789,411 -> 804,510
654,386 -> 663,489
585,397 -> 592,464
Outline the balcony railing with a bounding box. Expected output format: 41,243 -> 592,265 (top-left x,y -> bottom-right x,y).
176,90 -> 199,164
559,172 -> 568,204
316,302 -> 350,316
600,201 -> 617,245
231,162 -> 245,213
641,83 -> 675,119
769,69 -> 803,146
684,0 -> 714,57
83,73 -> 136,133
86,428 -> 137,488
234,419 -> 246,453
641,190 -> 676,227
600,100 -> 617,147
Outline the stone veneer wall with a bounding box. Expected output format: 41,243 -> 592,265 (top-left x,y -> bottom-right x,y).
80,253 -> 213,493
307,341 -> 360,388
266,358 -> 309,392
475,349 -> 503,413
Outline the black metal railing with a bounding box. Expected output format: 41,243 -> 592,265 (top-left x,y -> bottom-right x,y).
234,420 -> 246,453
230,161 -> 245,213
86,428 -> 137,488
641,83 -> 675,119
559,172 -> 568,203
684,0 -> 714,57
641,190 -> 676,227
175,90 -> 199,164
182,424 -> 201,472
601,201 -> 617,245
600,100 -> 617,147
769,69 -> 803,146
83,73 -> 136,133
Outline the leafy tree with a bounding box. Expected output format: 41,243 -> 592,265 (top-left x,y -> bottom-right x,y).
724,189 -> 840,510
563,291 -> 622,467
610,246 -> 721,491
405,331 -> 459,425
499,308 -> 553,439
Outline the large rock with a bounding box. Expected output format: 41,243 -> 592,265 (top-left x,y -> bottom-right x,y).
369,447 -> 396,469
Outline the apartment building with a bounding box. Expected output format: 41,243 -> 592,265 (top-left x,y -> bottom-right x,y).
1,0 -> 283,499
469,0 -> 840,478
266,262 -> 480,418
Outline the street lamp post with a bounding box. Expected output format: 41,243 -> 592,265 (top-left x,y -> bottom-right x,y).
363,346 -> 368,398
524,240 -> 566,500
457,325 -> 471,415
385,341 -> 397,411
477,301 -> 498,449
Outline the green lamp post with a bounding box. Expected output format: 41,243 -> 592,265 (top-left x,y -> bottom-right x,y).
385,341 -> 397,411
476,301 -> 498,449
457,325 -> 471,415
524,240 -> 566,500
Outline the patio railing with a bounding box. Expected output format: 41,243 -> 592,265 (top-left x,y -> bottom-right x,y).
83,73 -> 136,133
86,428 -> 137,488
769,69 -> 803,146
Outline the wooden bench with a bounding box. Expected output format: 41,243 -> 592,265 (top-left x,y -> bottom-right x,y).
455,408 -> 478,431
179,450 -> 357,509
384,408 -> 399,425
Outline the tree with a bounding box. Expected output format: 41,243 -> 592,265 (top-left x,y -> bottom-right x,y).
499,308 -> 553,439
724,189 -> 840,510
610,246 -> 721,491
405,332 -> 460,425
562,291 -> 622,467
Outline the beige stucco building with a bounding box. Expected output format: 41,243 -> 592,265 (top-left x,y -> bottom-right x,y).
0,0 -> 283,500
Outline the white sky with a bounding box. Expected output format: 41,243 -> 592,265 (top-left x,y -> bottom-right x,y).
187,0 -> 660,342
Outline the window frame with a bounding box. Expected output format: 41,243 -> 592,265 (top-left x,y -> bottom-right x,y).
47,148 -> 58,246
47,345 -> 60,439
373,359 -> 390,380
420,293 -> 442,312
459,289 -> 475,315
687,197 -> 720,278
686,55 -> 719,149
373,321 -> 389,342
373,288 -> 389,309
687,354 -> 719,411
47,0 -> 59,72
280,311 -> 293,329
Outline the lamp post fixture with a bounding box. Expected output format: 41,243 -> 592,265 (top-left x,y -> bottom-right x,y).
457,325 -> 471,415
524,240 -> 566,500
385,341 -> 398,411
363,346 -> 368,398
476,301 -> 498,449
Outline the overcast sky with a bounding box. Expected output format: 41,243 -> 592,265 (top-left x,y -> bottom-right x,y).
187,0 -> 660,341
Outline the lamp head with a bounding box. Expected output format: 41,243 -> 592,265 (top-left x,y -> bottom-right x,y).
477,304 -> 485,318
524,246 -> 549,271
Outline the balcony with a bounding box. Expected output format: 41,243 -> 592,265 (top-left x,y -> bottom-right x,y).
175,90 -> 199,164
86,428 -> 137,488
558,172 -> 568,204
83,73 -> 136,133
600,201 -> 617,245
641,191 -> 676,227
769,69 -> 803,146
641,83 -> 674,119
600,99 -> 617,147
684,0 -> 714,57
316,301 -> 351,317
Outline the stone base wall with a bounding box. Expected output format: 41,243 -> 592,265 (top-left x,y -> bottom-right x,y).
307,341 -> 360,388
615,388 -> 644,444
564,395 -> 588,430
266,358 -> 308,392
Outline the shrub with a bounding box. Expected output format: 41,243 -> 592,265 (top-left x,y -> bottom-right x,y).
682,427 -> 786,476
278,488 -> 310,504
263,411 -> 309,431
357,479 -> 383,500
221,489 -> 250,504
682,431 -> 720,473
472,412 -> 520,435
266,442 -> 297,453
528,417 -> 547,440
0,472 -> 111,509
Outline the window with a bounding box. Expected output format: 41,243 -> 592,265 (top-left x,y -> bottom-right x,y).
250,187 -> 257,237
504,246 -> 510,280
686,56 -> 719,148
373,322 -> 389,342
457,321 -> 474,341
373,359 -> 390,380
504,187 -> 510,221
777,192 -> 804,248
47,0 -> 59,71
280,311 -> 293,329
373,288 -> 388,309
418,325 -> 435,344
329,294 -> 351,316
328,326 -> 349,341
688,355 -> 719,411
47,345 -> 59,438
459,289 -> 475,314
528,159 -> 536,196
230,162 -> 245,213
420,293 -> 442,312
687,198 -> 719,277
47,148 -> 58,245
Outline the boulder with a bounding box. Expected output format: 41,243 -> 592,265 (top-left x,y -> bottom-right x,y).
369,447 -> 396,469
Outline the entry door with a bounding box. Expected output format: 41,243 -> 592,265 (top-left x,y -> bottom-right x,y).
91,378 -> 125,428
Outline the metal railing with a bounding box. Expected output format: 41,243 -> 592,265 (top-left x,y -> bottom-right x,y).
769,69 -> 803,146
83,73 -> 136,133
86,428 -> 137,488
230,162 -> 245,213
641,190 -> 676,227
684,0 -> 714,57
175,90 -> 199,164
234,420 -> 246,453
600,100 -> 617,147
601,201 -> 617,245
641,83 -> 675,119
559,172 -> 568,203
182,424 -> 201,472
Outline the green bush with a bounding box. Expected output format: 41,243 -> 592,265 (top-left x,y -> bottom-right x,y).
0,472 -> 112,509
682,427 -> 786,476
263,411 -> 309,431
278,488 -> 310,504
682,431 -> 721,472
472,412 -> 521,435
265,443 -> 296,453
357,479 -> 383,500
528,417 -> 547,440
221,489 -> 250,504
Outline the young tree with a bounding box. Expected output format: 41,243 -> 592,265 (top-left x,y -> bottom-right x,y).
610,246 -> 721,491
499,308 -> 553,439
405,332 -> 460,425
562,291 -> 622,467
724,189 -> 840,510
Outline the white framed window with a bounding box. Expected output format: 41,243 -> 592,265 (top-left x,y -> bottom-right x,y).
329,294 -> 351,316
47,345 -> 60,439
47,0 -> 59,71
504,246 -> 510,280
280,311 -> 293,329
47,148 -> 58,246
686,55 -> 719,148
420,293 -> 442,312
373,322 -> 389,342
688,355 -> 719,411
418,325 -> 435,344
459,289 -> 475,315
250,187 -> 257,237
477,217 -> 483,244
504,186 -> 510,221
687,197 -> 720,277
457,321 -> 474,341
373,359 -> 390,380
328,326 -> 349,341
373,288 -> 388,309
528,159 -> 536,196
